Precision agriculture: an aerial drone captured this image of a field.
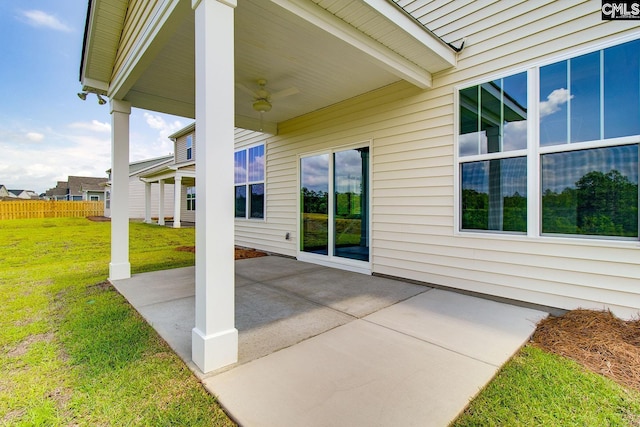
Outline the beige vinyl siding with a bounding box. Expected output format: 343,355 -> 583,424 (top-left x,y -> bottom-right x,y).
113,0 -> 160,81
179,185 -> 196,223
240,2 -> 640,318
233,129 -> 280,252
175,131 -> 196,164
104,175 -> 175,219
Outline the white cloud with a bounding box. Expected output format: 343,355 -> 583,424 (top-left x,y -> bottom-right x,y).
540,88 -> 572,118
0,125 -> 110,194
69,120 -> 111,133
26,132 -> 44,142
20,10 -> 73,32
128,113 -> 184,161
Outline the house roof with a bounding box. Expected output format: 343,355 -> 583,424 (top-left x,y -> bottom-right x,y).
68,176 -> 108,194
80,0 -> 457,134
168,122 -> 195,140
45,176 -> 108,196
106,155 -> 175,178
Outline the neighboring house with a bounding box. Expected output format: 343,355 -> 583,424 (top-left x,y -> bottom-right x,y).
45,176 -> 108,201
80,1 -> 640,373
137,124 -> 197,227
0,185 -> 11,199
8,190 -> 39,199
136,124 -> 267,227
104,155 -> 175,220
0,186 -> 39,200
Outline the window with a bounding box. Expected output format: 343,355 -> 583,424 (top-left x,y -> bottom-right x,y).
90,195 -> 100,201
186,135 -> 193,160
234,144 -> 265,219
459,72 -> 528,233
186,186 -> 196,211
105,191 -> 110,209
458,38 -> 640,239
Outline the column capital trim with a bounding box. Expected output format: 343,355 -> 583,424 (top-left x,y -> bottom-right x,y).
110,99 -> 131,115
192,0 -> 236,10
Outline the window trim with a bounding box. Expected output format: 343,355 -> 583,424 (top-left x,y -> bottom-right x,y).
186,186 -> 196,211
455,35 -> 640,243
186,135 -> 193,161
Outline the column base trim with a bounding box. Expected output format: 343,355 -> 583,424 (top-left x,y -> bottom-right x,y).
192,327 -> 238,373
109,262 -> 131,281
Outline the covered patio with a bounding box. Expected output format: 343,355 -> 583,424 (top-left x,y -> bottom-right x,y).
112,255 -> 547,426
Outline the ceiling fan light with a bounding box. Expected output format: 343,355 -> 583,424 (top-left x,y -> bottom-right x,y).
253,98 -> 272,113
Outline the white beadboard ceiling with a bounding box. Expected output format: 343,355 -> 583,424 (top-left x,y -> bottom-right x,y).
81,0 -> 456,133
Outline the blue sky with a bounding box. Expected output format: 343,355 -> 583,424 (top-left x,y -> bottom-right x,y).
0,1 -> 189,194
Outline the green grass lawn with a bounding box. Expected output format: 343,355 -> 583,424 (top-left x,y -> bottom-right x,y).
1,218 -> 639,426
0,218 -> 234,426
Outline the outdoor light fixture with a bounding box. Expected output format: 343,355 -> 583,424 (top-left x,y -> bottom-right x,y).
77,91 -> 107,105
252,98 -> 272,113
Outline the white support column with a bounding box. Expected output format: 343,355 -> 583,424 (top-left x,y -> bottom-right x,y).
144,182 -> 152,223
109,99 -> 131,281
158,179 -> 165,226
192,0 -> 238,373
174,175 -> 183,228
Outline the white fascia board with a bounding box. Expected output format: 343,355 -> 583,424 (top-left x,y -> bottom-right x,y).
81,77 -> 109,94
363,0 -> 456,68
131,159 -> 175,177
270,0 -> 433,89
168,122 -> 197,140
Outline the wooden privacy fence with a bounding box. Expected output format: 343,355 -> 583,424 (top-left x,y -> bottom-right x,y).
0,200 -> 104,220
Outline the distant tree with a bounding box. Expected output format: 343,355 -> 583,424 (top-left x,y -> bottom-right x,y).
575,170 -> 637,236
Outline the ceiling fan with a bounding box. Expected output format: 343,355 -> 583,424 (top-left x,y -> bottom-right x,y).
236,79 -> 299,113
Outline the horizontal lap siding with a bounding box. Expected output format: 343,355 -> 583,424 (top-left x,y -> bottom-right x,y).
375,1 -> 640,317
241,1 -> 640,318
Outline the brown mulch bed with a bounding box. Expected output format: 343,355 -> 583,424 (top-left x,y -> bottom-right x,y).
531,309 -> 640,392
175,246 -> 268,260
86,216 -> 111,222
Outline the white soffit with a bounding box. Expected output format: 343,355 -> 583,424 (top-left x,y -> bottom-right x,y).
310,0 -> 456,73
80,0 -> 128,92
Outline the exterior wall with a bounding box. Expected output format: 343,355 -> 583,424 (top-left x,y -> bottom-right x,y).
179,185 -> 196,223
239,2 -> 640,318
233,128 -> 272,250
175,129 -> 197,164
105,175 -> 175,219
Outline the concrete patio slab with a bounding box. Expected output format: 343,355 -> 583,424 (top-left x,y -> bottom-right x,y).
111,256 -> 548,426
205,319 -> 499,427
112,266 -> 194,306
235,256 -> 324,282
235,283 -> 354,365
263,267 -> 428,318
364,288 -> 546,366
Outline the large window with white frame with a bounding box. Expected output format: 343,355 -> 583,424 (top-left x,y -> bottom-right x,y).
234,144 -> 265,219
186,186 -> 196,211
458,37 -> 639,239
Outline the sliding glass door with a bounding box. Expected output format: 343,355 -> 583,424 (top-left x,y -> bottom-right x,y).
300,146 -> 369,264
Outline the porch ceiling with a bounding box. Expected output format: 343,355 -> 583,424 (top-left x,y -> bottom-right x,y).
81,0 -> 456,133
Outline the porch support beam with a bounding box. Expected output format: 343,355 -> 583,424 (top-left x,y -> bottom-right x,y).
158,179 -> 165,226
109,99 -> 131,281
191,0 -> 238,373
270,0 -> 433,88
173,175 -> 182,228
144,182 -> 152,223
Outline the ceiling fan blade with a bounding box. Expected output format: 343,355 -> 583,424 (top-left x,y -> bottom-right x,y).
236,83 -> 257,97
270,87 -> 299,100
